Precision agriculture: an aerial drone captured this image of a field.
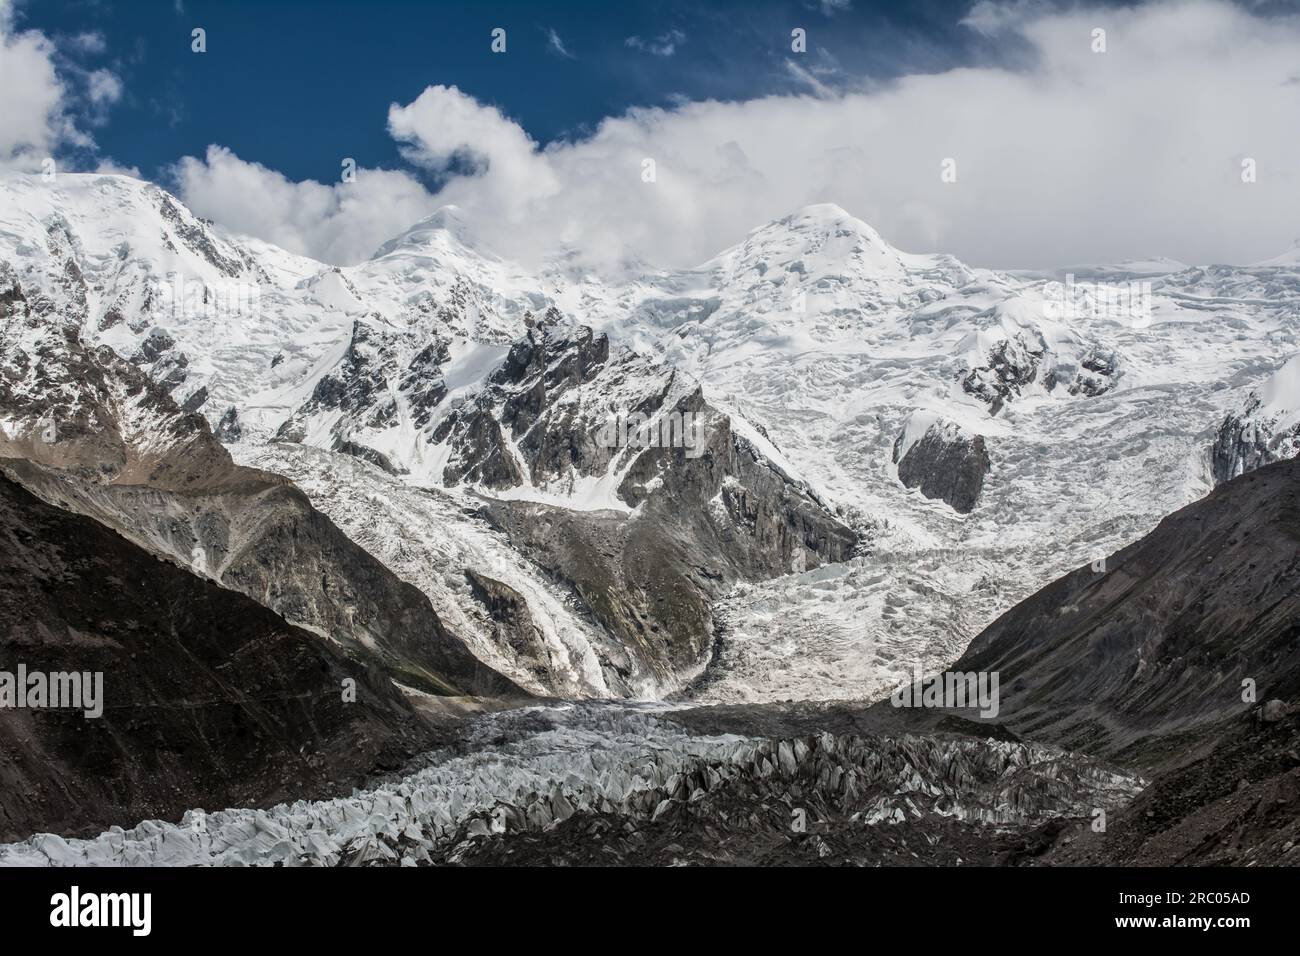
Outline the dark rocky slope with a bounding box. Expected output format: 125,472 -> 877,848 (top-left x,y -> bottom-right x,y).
1043,706 -> 1300,866
6,458 -> 522,700
482,405 -> 858,691
656,460 -> 1300,865
950,456 -> 1300,764
0,474 -> 436,841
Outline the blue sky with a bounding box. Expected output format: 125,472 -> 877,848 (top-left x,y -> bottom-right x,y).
23,0 -> 1031,185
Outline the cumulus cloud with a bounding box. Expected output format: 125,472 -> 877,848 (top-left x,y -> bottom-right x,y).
0,0 -> 122,167
171,145 -> 441,263
0,0 -> 77,164
387,85 -> 560,219
86,69 -> 122,105
414,0 -> 1300,270
175,1 -> 1300,271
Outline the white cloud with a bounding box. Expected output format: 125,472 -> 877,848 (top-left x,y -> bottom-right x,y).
173,1 -> 1300,271
376,0 -> 1300,271
67,31 -> 107,54
387,85 -> 559,220
171,145 -> 441,263
545,27 -> 574,59
0,0 -> 76,164
86,69 -> 122,105
784,59 -> 834,97
625,30 -> 685,57
0,2 -> 122,167
960,0 -> 1048,36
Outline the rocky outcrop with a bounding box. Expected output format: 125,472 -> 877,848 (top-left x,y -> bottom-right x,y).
1065,345 -> 1120,397
214,406 -> 242,443
463,570 -> 553,687
434,319 -> 624,490
276,315 -> 450,465
1211,354 -> 1300,484
1212,400 -> 1300,484
960,334 -> 1045,414
961,331 -> 1118,413
893,415 -> 990,513
0,473 -> 436,842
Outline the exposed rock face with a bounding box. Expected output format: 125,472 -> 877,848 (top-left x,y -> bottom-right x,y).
960,334 -> 1045,414
463,570 -> 553,687
950,457 -> 1300,762
276,315 -> 450,465
0,266 -> 230,489
1065,345 -> 1121,397
0,473 -> 436,841
893,416 -> 990,514
960,331 -> 1118,413
5,459 -> 522,701
1212,400 -> 1300,484
153,189 -> 250,278
434,320 -> 623,490
1210,354 -> 1300,484
214,406 -> 242,443
0,269 -> 521,701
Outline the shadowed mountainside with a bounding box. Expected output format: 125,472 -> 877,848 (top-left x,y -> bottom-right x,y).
0,474 -> 439,841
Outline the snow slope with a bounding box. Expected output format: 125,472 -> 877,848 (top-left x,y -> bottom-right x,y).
5,172 -> 1300,705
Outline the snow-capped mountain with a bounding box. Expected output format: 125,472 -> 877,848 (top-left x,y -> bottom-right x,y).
3,171 -> 1300,709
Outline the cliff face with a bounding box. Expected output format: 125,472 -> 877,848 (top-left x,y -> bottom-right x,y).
893,415 -> 991,514
1210,354 -> 1300,484
0,474 -> 437,841
1211,402 -> 1300,484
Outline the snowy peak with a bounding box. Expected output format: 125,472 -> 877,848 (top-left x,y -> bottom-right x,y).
369,204 -> 484,261
0,173 -> 258,288
1259,352 -> 1300,417
766,202 -> 891,245
700,202 -> 915,284
1251,239 -> 1300,269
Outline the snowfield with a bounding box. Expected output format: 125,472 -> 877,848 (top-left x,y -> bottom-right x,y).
3,172 -> 1299,708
